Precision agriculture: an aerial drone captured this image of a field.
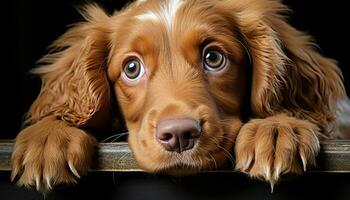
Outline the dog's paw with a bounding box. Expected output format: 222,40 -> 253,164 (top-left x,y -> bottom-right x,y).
235,114 -> 320,189
11,117 -> 97,193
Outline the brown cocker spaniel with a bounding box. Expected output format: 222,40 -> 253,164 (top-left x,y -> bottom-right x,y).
11,0 -> 350,193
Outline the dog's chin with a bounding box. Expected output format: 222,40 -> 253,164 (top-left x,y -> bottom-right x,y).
153,160 -> 232,176
154,164 -> 203,176
150,156 -> 231,176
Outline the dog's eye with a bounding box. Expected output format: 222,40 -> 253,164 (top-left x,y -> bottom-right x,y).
123,59 -> 145,80
203,49 -> 226,71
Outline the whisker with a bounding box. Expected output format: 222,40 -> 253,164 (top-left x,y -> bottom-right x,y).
198,146 -> 217,170
111,133 -> 128,142
208,136 -> 235,168
207,151 -> 218,170
193,155 -> 203,172
198,156 -> 204,171
117,152 -> 131,165
112,151 -> 131,185
101,132 -> 129,143
196,148 -> 204,171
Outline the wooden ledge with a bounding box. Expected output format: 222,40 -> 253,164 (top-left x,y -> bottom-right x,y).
0,140 -> 349,172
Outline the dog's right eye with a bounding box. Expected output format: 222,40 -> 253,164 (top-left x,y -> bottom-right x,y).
123,59 -> 145,81
203,49 -> 226,72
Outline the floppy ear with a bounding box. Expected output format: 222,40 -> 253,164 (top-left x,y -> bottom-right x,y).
221,0 -> 346,133
25,4 -> 112,129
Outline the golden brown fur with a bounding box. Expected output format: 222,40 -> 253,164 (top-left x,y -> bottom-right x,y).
11,0 -> 348,193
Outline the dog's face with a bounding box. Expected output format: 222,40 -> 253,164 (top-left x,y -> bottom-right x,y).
107,0 -> 246,172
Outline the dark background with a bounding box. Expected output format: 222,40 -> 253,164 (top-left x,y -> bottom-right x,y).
1,0 -> 349,139
1,0 -> 350,138
1,0 -> 349,199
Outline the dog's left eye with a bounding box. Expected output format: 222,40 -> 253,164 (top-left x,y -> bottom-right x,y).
203,49 -> 226,71
123,59 -> 145,81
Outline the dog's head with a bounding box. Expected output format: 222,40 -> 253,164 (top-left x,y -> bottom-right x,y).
27,0 -> 345,173
107,0 -> 249,172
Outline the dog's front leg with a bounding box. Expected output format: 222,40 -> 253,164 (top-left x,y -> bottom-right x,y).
234,114 -> 320,189
11,116 -> 97,193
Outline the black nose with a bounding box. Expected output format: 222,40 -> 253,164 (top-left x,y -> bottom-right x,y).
156,118 -> 201,153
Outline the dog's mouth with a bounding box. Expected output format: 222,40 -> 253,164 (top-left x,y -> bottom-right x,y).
149,147 -> 205,174
145,135 -> 235,174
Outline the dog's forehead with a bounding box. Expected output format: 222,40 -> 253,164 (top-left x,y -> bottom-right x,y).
108,0 -> 241,70
135,0 -> 184,29
131,0 -> 218,29
118,0 -> 232,47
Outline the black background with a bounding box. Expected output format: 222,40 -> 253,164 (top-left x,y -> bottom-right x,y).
1,0 -> 350,199
1,0 -> 349,138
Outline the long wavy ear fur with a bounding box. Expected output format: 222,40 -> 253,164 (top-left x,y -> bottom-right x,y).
25,4 -> 112,129
220,0 -> 346,135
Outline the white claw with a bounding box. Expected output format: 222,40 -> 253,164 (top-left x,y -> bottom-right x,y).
46,176 -> 52,190
242,155 -> 253,171
274,162 -> 282,181
35,176 -> 40,191
270,181 -> 275,193
300,154 -> 307,172
68,161 -> 80,178
264,165 -> 271,181
11,168 -> 18,182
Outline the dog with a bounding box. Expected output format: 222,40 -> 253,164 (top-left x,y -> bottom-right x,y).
11,0 -> 350,193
